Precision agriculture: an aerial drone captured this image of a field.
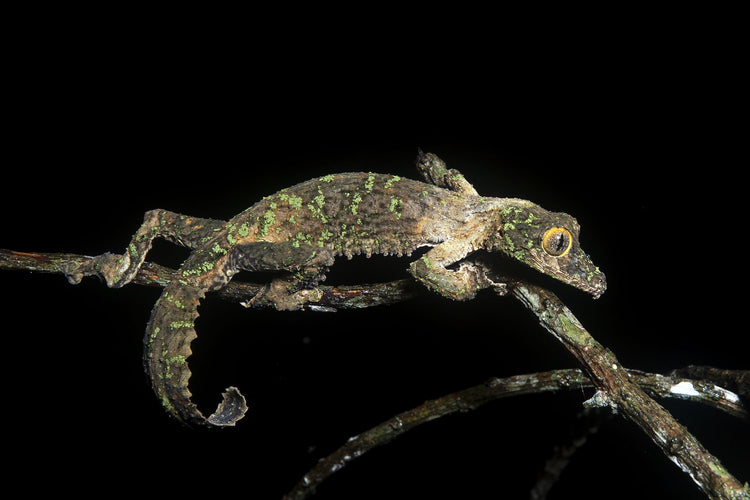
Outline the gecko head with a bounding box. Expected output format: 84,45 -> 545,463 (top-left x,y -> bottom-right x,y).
491,202 -> 607,298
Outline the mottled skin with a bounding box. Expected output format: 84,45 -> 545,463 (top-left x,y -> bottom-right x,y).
66,152 -> 606,427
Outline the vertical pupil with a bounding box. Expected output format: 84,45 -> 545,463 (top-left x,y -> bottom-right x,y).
542,228 -> 571,256
554,234 -> 566,251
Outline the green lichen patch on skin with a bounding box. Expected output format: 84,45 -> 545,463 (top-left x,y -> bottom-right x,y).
169,354 -> 186,365
279,193 -> 303,210
159,389 -> 176,412
226,222 -> 238,245
290,232 -> 313,248
148,326 -> 160,345
364,173 -> 376,192
256,203 -> 277,239
384,175 -> 401,189
317,229 -> 333,247
163,292 -> 187,310
524,212 -> 540,226
160,353 -> 188,380
350,192 -> 362,215
305,185 -> 329,224
182,260 -> 214,277
313,194 -> 325,208
170,320 -> 194,330
389,196 -> 403,219
238,221 -> 251,238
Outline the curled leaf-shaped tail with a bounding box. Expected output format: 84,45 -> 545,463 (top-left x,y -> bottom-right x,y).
143,282 -> 248,426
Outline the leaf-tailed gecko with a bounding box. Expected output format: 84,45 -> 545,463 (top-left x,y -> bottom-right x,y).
65,151 -> 606,427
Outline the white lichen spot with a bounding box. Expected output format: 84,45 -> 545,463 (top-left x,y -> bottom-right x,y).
714,385 -> 740,403
669,381 -> 701,397
668,455 -> 701,487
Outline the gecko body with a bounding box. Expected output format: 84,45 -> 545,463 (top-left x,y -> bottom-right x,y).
67,152 -> 606,426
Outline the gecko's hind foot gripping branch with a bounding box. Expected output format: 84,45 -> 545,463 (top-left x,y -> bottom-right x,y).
63,252 -> 134,288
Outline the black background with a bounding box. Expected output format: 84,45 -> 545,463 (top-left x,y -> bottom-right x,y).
2,12 -> 748,499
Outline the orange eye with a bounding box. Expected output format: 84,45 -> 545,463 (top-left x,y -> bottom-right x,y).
542,227 -> 572,257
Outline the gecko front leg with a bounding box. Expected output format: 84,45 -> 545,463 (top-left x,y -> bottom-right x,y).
408,241 -> 493,301
65,209 -> 225,287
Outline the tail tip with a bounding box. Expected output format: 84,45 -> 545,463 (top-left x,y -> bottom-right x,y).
207,386 -> 248,427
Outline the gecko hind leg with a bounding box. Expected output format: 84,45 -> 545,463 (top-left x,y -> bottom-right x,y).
65,209 -> 226,288
232,241 -> 335,311
416,149 -> 480,196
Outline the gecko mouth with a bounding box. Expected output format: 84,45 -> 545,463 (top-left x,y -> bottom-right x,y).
533,257 -> 607,299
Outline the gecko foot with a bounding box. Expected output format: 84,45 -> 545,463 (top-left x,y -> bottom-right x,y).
459,260 -> 508,296
64,252 -> 132,287
241,278 -> 323,311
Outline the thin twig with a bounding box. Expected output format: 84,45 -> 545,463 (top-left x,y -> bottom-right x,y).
530,408 -> 610,500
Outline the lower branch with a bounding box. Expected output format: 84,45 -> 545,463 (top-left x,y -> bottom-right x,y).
283,367 -> 747,500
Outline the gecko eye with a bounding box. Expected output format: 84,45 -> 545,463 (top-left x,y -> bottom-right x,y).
541,227 -> 573,257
